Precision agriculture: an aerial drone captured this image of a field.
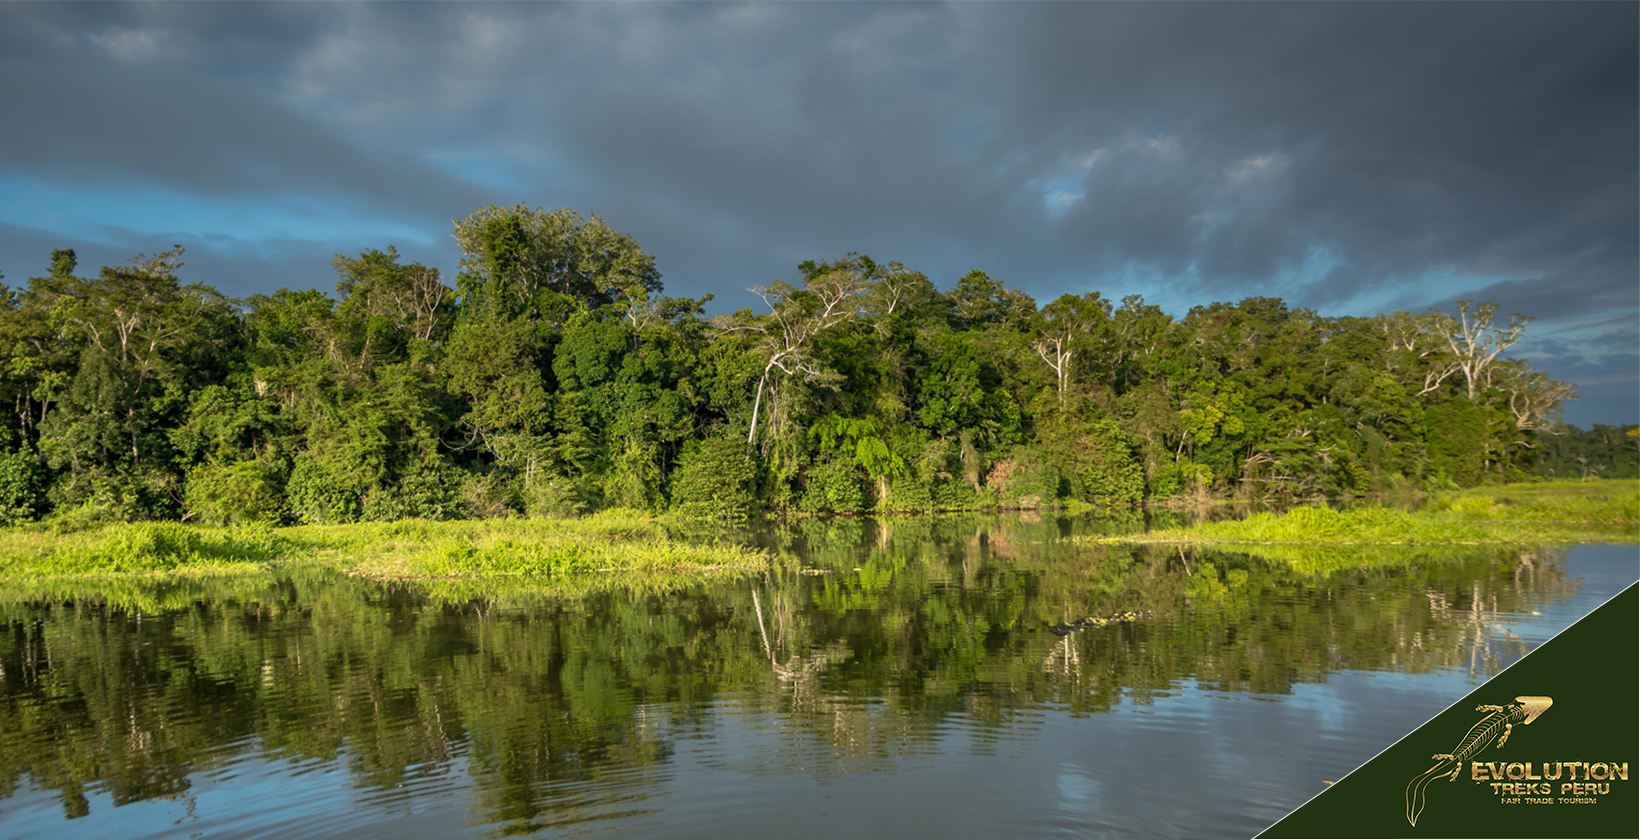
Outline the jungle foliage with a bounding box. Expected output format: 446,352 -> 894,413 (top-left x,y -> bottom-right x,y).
0,204 -> 1610,526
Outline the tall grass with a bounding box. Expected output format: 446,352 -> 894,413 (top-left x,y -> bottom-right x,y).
1094,479 -> 1638,548
0,510 -> 768,582
0,521 -> 279,577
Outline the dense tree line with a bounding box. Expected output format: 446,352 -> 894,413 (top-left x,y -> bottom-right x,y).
1535,424 -> 1640,480
0,204 -> 1600,526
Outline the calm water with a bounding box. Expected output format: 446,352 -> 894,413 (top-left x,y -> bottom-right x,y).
0,515 -> 1633,840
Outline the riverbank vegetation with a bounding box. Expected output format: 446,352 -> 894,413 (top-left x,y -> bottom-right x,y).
1,204 -> 1629,530
1094,480 -> 1638,549
0,511 -> 766,581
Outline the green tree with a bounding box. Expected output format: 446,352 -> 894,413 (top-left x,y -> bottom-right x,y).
948,270 -> 1036,331
35,246 -> 239,516
715,257 -> 867,447
1032,292 -> 1111,405
451,205 -> 661,320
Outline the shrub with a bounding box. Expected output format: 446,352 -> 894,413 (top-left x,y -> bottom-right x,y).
1424,402 -> 1495,487
521,471 -> 596,517
669,435 -> 759,520
362,458 -> 465,521
184,459 -> 286,525
884,475 -> 934,513
984,446 -> 1060,509
929,477 -> 977,510
44,470 -> 148,527
460,470 -> 519,518
799,453 -> 866,513
1048,419 -> 1144,505
0,450 -> 43,526
1153,461 -> 1214,498
604,440 -> 664,512
286,454 -> 364,524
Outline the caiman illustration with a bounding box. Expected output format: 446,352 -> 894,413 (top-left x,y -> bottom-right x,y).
1404,695 -> 1553,826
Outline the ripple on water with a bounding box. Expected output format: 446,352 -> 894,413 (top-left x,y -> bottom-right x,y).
0,539 -> 1629,839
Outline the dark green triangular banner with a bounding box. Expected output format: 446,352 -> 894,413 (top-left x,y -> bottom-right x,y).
1261,583 -> 1638,839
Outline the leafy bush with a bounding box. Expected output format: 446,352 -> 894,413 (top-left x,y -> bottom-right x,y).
286,454 -> 364,524
983,446 -> 1060,509
669,435 -> 760,520
1153,461 -> 1214,498
1424,402 -> 1496,487
1048,419 -> 1144,505
929,477 -> 977,510
460,471 -> 519,518
800,453 -> 866,513
43,498 -> 122,534
883,475 -> 933,512
0,450 -> 43,526
521,471 -> 596,517
184,459 -> 286,525
603,440 -> 664,512
44,470 -> 151,527
362,458 -> 464,521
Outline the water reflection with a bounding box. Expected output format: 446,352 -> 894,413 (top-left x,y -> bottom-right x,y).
0,514 -> 1624,839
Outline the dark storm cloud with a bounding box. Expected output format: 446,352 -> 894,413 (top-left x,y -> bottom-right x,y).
966,3 -> 1637,294
0,4 -> 493,226
0,2 -> 1632,421
0,219 -> 454,301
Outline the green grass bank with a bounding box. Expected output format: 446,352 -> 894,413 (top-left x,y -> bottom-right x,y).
1093,480 -> 1638,548
0,511 -> 768,582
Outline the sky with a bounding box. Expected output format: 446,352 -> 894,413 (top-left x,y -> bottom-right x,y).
0,2 -> 1634,427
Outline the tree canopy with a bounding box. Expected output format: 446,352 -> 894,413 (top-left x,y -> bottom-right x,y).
0,204 -> 1616,526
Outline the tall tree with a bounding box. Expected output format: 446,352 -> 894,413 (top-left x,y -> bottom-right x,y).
35,246 -> 238,513
1492,359 -> 1576,434
1033,292 -> 1111,405
1427,300 -> 1532,399
948,270 -> 1036,331
717,257 -> 868,446
451,205 -> 661,321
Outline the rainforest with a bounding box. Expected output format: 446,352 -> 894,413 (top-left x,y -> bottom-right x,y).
2,207 -> 1636,839
0,204 -> 1631,531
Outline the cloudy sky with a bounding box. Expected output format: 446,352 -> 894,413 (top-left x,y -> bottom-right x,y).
1,2 -> 1634,425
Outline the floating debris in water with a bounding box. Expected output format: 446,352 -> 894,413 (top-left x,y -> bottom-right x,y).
1048,609 -> 1153,635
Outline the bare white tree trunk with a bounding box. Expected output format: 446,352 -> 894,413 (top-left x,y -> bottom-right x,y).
1035,338 -> 1072,404
1441,301 -> 1529,399
747,370 -> 769,445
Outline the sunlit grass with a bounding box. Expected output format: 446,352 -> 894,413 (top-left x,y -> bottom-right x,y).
0,521 -> 276,577
1092,480 -> 1637,548
0,510 -> 768,583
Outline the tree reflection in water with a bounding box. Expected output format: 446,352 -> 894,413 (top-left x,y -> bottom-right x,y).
0,513 -> 1584,835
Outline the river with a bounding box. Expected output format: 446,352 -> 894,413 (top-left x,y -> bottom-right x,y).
0,514 -> 1633,839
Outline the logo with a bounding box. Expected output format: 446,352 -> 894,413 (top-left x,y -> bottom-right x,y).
1404,695 -> 1553,826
